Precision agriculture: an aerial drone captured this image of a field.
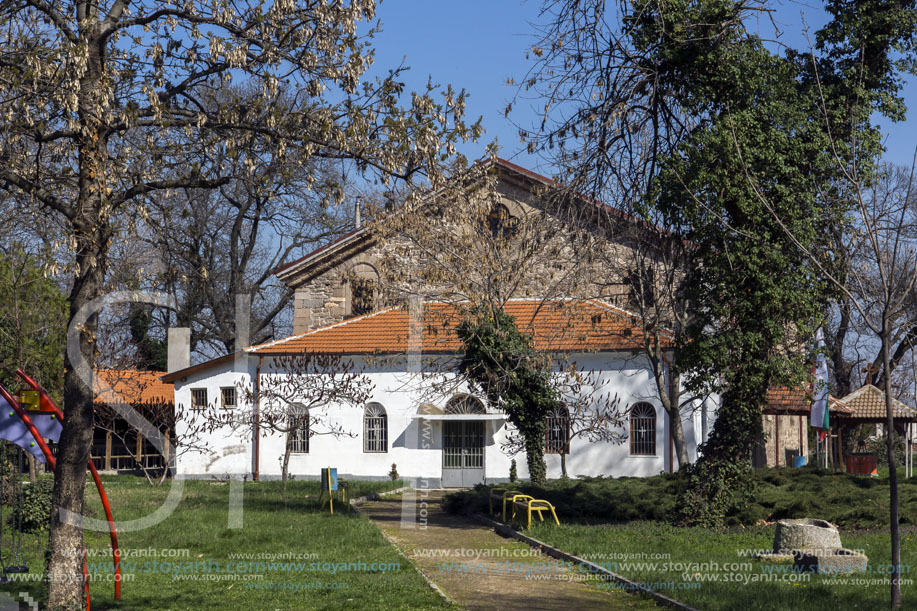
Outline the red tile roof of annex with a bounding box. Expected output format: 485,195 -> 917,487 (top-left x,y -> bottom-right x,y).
94,369 -> 174,405
764,386 -> 854,415
247,299 -> 669,356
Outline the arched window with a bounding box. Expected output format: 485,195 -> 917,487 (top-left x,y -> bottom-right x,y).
545,406 -> 570,454
625,268 -> 656,309
363,402 -> 388,453
445,395 -> 486,414
488,204 -> 517,239
346,263 -> 379,318
629,403 -> 656,456
289,404 -> 310,454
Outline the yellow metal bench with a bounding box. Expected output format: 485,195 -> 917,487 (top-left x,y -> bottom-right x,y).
512,498 -> 560,529
501,492 -> 532,522
488,488 -> 508,515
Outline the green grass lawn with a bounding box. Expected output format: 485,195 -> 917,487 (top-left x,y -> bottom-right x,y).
0,477 -> 452,610
444,467 -> 917,609
527,521 -> 917,611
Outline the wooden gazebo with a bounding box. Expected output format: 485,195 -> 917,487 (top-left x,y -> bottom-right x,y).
829,384 -> 917,474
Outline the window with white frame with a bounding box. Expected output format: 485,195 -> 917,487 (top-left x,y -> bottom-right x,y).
220,387 -> 236,409
363,403 -> 388,453
190,388 -> 208,410
629,403 -> 656,456
289,404 -> 309,454
545,406 -> 570,454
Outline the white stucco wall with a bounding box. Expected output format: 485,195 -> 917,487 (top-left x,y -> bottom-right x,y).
172,351 -> 711,485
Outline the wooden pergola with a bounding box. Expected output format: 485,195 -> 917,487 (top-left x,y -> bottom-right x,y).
92,369 -> 174,473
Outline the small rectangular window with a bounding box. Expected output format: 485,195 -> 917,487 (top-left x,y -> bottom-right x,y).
190,388 -> 208,410
221,387 -> 236,409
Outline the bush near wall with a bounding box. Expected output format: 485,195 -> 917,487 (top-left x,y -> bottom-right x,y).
445,466 -> 917,529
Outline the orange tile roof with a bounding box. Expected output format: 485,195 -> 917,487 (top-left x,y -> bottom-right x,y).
764,386 -> 853,415
833,384 -> 917,420
94,370 -> 174,406
248,299 -> 668,356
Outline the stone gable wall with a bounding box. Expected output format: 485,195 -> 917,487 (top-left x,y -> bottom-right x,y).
290,181 -> 644,334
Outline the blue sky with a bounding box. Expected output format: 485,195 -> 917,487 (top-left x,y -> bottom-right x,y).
369,0 -> 916,173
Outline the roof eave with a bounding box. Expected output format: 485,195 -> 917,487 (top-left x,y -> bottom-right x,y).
160,353 -> 241,384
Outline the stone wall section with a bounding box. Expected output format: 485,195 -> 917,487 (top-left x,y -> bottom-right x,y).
754,414 -> 809,467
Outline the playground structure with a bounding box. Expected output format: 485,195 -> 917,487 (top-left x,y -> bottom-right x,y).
0,369 -> 122,609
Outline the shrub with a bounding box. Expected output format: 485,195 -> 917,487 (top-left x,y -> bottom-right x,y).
9,477 -> 53,533
445,467 -> 917,530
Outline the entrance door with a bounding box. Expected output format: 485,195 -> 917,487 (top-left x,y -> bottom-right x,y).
442,421 -> 485,488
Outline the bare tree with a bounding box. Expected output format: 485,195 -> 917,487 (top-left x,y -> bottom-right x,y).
823,165 -> 917,399
748,143 -> 917,608
0,2 -> 478,604
231,353 -> 374,487
141,133 -> 361,357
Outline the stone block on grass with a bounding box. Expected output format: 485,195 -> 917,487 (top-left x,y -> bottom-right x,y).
794,549 -> 868,575
773,518 -> 842,554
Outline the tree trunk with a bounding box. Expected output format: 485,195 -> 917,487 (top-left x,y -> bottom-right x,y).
880,324 -> 902,609
668,372 -> 690,468
48,20 -> 110,607
28,454 -> 37,483
47,365 -> 93,609
524,431 -> 547,485
670,409 -> 690,469
560,452 -> 567,478
281,433 -> 293,491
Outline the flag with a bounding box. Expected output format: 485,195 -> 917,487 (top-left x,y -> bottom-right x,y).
810,328 -> 830,441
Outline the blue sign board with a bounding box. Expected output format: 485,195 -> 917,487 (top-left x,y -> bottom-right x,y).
321,467 -> 338,491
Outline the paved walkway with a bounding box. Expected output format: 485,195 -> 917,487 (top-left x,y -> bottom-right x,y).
358,491 -> 658,610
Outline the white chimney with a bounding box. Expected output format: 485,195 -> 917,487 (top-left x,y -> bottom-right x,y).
235,293 -> 251,352
167,327 -> 191,373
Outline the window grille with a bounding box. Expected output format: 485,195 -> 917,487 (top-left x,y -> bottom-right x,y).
289,405 -> 309,454
363,403 -> 388,453
190,388 -> 208,410
630,403 -> 656,455
221,387 -> 236,409
546,406 -> 570,454
445,395 -> 486,414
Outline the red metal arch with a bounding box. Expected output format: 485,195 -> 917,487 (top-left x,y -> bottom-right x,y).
0,370 -> 126,608
16,369 -> 123,602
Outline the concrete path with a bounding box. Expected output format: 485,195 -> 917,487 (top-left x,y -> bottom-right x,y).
358,491 -> 658,610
